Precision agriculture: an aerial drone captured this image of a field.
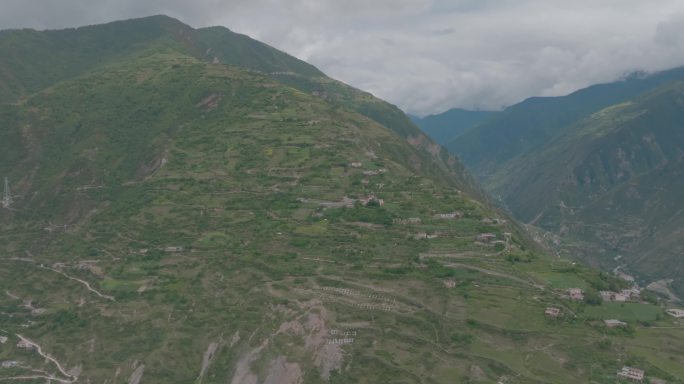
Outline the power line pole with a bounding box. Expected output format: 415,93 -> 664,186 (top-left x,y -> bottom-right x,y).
2,177 -> 11,209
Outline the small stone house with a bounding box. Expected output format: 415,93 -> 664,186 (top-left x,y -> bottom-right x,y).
476,233 -> 497,243
16,340 -> 32,349
666,308 -> 684,318
617,366 -> 644,382
1,361 -> 18,368
604,319 -> 627,328
568,288 -> 584,301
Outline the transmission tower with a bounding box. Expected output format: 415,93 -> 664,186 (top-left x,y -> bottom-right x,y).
2,177 -> 11,209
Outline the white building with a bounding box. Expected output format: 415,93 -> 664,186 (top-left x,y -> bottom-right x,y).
568,288 -> 584,301
666,308 -> 684,318
614,293 -> 629,302
622,288 -> 641,299
617,366 -> 644,381
1,360 -> 18,368
16,340 -> 32,349
435,211 -> 463,220
604,319 -> 627,328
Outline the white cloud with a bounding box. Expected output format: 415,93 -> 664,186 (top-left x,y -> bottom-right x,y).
2,0 -> 684,115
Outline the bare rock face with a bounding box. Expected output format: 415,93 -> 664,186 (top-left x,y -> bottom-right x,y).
196,341 -> 220,383
128,364 -> 145,384
469,365 -> 485,381
230,299 -> 345,383
230,340 -> 268,384
263,356 -> 303,384
304,311 -> 344,380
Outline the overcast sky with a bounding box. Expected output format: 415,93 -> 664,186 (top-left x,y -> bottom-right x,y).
2,0 -> 684,115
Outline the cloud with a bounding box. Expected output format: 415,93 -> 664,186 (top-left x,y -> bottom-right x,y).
1,0 -> 684,115
655,12 -> 684,48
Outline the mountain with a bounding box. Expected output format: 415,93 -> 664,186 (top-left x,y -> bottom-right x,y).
484,78 -> 684,296
1,16 -> 683,384
410,109 -> 496,146
447,66 -> 684,181
0,15 -> 323,104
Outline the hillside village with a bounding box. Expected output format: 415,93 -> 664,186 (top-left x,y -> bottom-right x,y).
0,13 -> 683,384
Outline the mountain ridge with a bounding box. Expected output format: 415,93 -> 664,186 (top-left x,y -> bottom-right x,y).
447,65 -> 684,181
410,108 -> 496,145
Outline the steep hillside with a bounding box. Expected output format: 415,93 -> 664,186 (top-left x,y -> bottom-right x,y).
448,66 -> 684,181
489,79 -> 684,295
1,17 -> 683,384
410,109 -> 496,145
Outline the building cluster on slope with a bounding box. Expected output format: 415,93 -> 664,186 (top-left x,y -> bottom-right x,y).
298,195 -> 385,208
616,366 -> 665,383
600,288 -> 640,302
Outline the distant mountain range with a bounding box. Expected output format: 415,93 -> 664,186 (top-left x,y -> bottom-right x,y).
410,109 -> 496,144
428,66 -> 684,296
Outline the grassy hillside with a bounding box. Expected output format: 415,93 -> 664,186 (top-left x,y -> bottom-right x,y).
0,17 -> 683,384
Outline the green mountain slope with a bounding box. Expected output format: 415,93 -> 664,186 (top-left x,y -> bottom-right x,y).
448,66 -> 684,181
410,109 -> 496,146
0,17 -> 683,384
488,79 -> 684,295
0,15 -> 322,104
0,15 -> 442,152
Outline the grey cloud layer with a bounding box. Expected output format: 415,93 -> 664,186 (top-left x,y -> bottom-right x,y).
2,0 -> 684,115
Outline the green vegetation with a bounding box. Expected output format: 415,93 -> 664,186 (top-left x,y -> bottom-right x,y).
0,15 -> 682,384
